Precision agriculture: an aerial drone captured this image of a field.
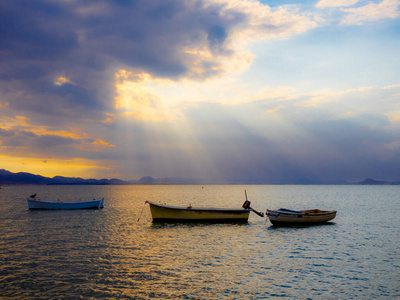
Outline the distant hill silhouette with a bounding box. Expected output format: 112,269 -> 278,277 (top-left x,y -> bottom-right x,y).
0,169 -> 399,185
0,169 -> 202,185
0,169 -> 49,185
356,178 -> 400,185
138,176 -> 156,184
357,178 -> 388,185
0,169 -> 125,185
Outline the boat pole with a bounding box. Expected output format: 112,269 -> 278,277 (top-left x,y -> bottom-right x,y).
244,190 -> 264,218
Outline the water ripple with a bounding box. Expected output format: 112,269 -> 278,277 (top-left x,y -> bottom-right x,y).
0,185 -> 399,298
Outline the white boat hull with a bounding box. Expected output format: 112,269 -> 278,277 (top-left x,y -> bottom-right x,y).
267,209 -> 336,225
27,198 -> 104,210
147,201 -> 250,223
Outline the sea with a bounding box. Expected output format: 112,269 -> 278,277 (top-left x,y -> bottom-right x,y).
0,184 -> 399,299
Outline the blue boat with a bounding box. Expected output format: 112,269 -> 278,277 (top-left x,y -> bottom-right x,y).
27,194 -> 104,210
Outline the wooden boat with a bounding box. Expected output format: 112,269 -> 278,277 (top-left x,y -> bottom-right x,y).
27,194 -> 104,210
144,190 -> 264,223
146,201 -> 252,223
266,208 -> 336,225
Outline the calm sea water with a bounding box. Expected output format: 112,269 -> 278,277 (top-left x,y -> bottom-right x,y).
0,185 -> 399,299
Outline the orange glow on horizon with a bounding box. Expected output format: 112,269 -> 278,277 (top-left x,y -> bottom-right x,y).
0,155 -> 111,179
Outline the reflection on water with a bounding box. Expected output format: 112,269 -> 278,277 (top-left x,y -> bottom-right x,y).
0,185 -> 399,298
268,221 -> 337,229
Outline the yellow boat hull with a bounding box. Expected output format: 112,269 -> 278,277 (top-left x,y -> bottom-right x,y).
147,201 -> 250,223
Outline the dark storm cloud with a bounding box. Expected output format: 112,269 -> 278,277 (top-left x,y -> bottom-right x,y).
0,0 -> 247,123
33,134 -> 81,148
0,128 -> 79,150
207,25 -> 229,54
0,128 -> 14,137
0,1 -> 77,62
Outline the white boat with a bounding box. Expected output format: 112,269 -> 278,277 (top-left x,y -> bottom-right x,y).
146,201 -> 252,223
266,208 -> 336,225
27,194 -> 104,210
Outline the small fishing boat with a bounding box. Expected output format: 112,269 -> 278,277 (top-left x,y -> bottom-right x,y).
146,201 -> 251,223
145,190 -> 264,223
27,194 -> 104,210
266,208 -> 336,225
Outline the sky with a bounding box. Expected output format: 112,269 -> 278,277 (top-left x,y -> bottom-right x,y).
1,0 -> 400,183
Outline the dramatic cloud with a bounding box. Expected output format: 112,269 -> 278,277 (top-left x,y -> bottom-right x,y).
1,0 -> 399,182
0,0 -> 315,120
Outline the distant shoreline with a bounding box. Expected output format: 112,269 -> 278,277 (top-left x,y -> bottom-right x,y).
1,169 -> 399,186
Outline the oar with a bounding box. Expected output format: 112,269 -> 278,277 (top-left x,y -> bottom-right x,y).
243,190 -> 264,217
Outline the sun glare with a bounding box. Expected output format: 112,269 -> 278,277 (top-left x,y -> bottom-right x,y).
114,70 -> 182,122
112,65 -> 261,123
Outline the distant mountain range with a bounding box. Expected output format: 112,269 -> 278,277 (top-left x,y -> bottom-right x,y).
356,178 -> 400,185
0,169 -> 399,185
0,169 -> 202,185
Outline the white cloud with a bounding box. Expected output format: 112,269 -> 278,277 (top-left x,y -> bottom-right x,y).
218,0 -> 318,43
342,0 -> 400,24
316,0 -> 360,9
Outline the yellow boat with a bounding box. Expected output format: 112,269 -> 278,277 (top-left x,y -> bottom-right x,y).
146,201 -> 251,223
